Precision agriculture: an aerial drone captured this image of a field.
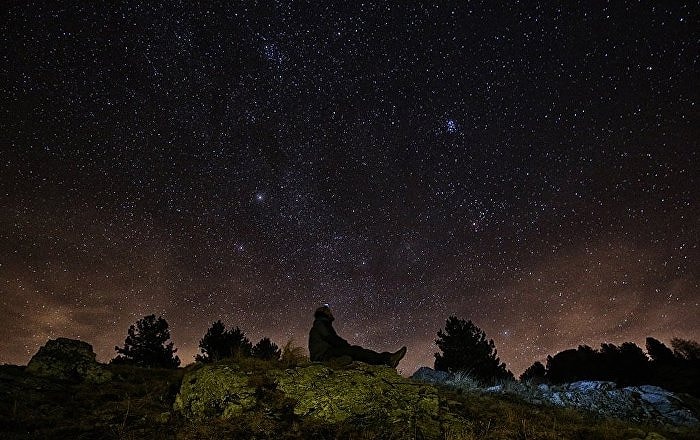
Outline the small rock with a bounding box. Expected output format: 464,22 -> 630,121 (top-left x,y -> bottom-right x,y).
485,385 -> 503,393
410,366 -> 451,383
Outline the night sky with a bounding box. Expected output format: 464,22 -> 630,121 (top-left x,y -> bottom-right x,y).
1,2 -> 698,376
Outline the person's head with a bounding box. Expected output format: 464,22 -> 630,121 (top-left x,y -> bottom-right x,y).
314,304 -> 334,320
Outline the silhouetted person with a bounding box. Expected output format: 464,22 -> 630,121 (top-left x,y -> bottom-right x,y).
308,305 -> 407,367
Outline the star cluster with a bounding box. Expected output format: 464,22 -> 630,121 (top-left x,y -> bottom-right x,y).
1,2 -> 697,375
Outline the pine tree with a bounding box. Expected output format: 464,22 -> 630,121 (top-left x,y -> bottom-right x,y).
671,338 -> 700,362
434,316 -> 512,382
196,320 -> 252,362
646,337 -> 675,363
113,314 -> 180,368
196,320 -> 227,362
520,361 -> 546,383
251,337 -> 281,361
227,326 -> 253,358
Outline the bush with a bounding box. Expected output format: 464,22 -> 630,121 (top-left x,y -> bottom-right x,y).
279,340 -> 308,368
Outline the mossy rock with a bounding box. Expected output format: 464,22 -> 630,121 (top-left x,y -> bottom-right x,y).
26,337 -> 112,384
174,363 -> 257,419
174,361 -> 470,438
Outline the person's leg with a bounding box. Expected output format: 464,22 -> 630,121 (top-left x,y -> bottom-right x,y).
326,345 -> 389,365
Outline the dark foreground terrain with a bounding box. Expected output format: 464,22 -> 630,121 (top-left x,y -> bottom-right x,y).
1,360 -> 699,440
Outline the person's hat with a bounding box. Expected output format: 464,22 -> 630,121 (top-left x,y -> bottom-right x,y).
314,304 -> 333,319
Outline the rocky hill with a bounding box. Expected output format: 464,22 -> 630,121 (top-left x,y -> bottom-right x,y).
1,338 -> 699,439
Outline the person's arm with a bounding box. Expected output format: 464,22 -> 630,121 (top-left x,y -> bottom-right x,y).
328,325 -> 350,347
317,321 -> 350,347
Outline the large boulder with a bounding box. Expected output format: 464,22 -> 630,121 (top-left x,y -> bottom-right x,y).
174,362 -> 470,438
26,338 -> 112,383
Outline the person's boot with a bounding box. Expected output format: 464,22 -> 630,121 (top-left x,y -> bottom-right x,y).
388,346 -> 407,368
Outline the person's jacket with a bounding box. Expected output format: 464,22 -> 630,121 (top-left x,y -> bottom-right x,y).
308,316 -> 350,361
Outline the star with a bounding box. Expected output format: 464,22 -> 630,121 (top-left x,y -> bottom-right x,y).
446,119 -> 458,134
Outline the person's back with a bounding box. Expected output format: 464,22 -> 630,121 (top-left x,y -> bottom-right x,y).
308,306 -> 349,361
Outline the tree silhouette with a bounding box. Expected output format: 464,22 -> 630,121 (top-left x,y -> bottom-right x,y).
196,320 -> 252,363
195,320 -> 227,363
113,314 -> 180,368
646,337 -> 675,363
597,342 -> 649,385
529,337 -> 699,396
544,343 -> 649,385
671,338 -> 700,362
520,361 -> 546,383
434,316 -> 512,382
251,337 -> 282,361
545,346 -> 597,383
617,342 -> 650,384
